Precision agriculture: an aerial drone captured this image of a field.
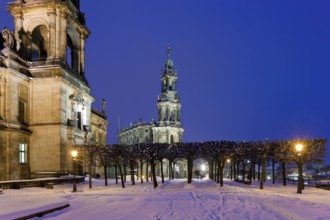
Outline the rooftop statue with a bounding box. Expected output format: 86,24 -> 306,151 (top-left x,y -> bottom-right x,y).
1,27 -> 21,50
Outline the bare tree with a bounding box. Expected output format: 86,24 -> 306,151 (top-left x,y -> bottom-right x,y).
95,145 -> 111,186
108,144 -> 128,188
77,144 -> 99,189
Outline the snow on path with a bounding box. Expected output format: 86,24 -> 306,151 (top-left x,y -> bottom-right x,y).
0,188 -> 68,220
1,178 -> 330,220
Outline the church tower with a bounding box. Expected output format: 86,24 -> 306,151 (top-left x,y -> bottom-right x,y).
153,47 -> 184,144
8,0 -> 89,82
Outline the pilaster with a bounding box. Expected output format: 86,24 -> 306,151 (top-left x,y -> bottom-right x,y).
48,10 -> 56,58
60,11 -> 68,60
80,35 -> 85,74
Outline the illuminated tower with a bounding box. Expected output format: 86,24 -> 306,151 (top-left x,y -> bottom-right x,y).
153,47 -> 183,143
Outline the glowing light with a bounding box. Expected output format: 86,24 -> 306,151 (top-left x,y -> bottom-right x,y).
201,164 -> 206,172
295,144 -> 303,152
71,150 -> 78,158
227,159 -> 230,163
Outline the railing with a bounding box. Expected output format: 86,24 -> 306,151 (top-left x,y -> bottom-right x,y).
0,177 -> 85,189
284,177 -> 330,189
28,57 -> 64,68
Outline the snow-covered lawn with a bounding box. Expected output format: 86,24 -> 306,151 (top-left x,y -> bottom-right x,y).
1,178 -> 330,220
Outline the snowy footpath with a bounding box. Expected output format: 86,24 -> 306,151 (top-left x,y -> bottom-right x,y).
0,178 -> 330,220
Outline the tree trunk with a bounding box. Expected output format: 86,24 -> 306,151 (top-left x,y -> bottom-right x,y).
282,162 -> 286,186
242,162 -> 246,182
123,165 -> 127,183
150,160 -> 158,188
172,162 -> 175,179
136,160 -> 139,181
209,160 -> 214,180
249,161 -> 253,184
168,160 -> 171,180
118,163 -> 125,188
258,158 -> 261,181
146,162 -> 149,182
115,165 -> 118,184
260,155 -> 266,189
272,159 -> 275,184
104,165 -> 108,186
89,163 -> 92,189
233,161 -> 236,180
217,161 -> 220,183
252,161 -> 256,180
236,162 -> 240,180
220,162 -> 224,187
187,158 -> 193,184
130,161 -> 135,185
140,160 -> 144,184
214,162 -> 217,182
301,161 -> 304,190
160,159 -> 164,183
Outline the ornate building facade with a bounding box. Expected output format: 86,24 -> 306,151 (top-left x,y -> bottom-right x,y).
119,48 -> 184,145
0,0 -> 107,181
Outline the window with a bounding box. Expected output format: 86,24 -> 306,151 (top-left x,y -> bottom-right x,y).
19,143 -> 27,164
98,133 -> 102,144
18,101 -> 25,123
170,135 -> 174,144
76,112 -> 82,130
31,50 -> 40,62
66,46 -> 72,68
30,26 -> 48,61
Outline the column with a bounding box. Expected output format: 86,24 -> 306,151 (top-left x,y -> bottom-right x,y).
80,35 -> 85,74
48,11 -> 56,58
60,11 -> 68,60
55,7 -> 61,58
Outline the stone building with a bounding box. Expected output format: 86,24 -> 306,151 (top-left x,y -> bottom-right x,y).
0,0 -> 107,181
119,48 -> 186,178
119,47 -> 183,145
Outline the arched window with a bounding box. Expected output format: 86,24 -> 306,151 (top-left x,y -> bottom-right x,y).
66,33 -> 80,73
66,35 -> 73,68
170,135 -> 174,144
30,25 -> 48,61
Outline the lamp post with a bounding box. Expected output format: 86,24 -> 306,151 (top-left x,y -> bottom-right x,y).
227,159 -> 231,179
71,150 -> 78,192
295,144 -> 303,194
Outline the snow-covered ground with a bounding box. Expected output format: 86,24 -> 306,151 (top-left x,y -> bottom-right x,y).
1,178 -> 330,220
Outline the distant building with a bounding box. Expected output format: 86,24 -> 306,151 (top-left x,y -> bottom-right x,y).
119,47 -> 186,178
119,47 -> 184,145
0,0 -> 107,181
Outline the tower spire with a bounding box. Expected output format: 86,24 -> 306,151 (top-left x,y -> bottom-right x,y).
167,45 -> 171,59
165,45 -> 173,69
158,46 -> 181,127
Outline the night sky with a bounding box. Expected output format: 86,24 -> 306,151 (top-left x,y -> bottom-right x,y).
1,1 -> 329,163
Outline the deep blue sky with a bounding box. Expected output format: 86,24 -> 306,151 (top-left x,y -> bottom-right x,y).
1,1 -> 330,163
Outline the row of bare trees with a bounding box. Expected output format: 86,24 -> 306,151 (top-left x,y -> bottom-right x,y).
75,138 -> 327,189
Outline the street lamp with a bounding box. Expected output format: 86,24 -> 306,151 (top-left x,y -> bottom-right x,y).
295,144 -> 303,194
71,150 -> 78,192
226,159 -> 231,179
